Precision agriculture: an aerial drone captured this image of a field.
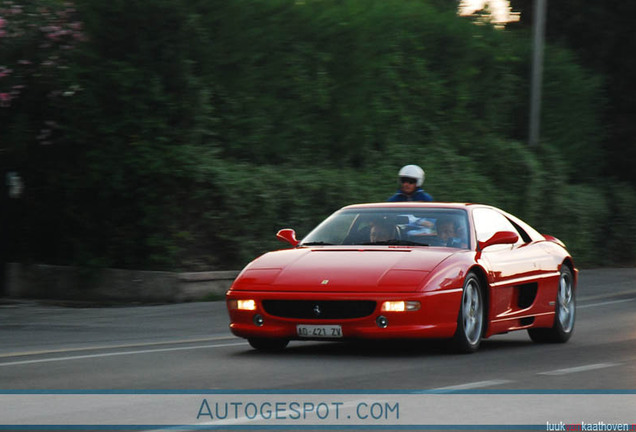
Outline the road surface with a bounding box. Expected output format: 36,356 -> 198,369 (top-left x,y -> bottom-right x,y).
0,268 -> 634,430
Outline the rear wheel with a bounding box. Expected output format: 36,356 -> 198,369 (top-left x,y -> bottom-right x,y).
451,272 -> 484,353
247,337 -> 289,351
528,265 -> 575,343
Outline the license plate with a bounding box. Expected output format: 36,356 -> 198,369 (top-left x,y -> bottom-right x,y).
297,324 -> 343,338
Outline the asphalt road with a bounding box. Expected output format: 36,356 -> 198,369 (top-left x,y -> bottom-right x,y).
0,268 -> 635,430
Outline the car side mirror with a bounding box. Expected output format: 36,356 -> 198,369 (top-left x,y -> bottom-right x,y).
276,229 -> 299,247
478,231 -> 519,250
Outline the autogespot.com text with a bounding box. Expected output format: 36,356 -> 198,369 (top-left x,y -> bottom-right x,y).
196,399 -> 399,422
1,391 -> 635,429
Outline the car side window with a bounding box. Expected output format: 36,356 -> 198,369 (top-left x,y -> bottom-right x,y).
473,208 -> 522,244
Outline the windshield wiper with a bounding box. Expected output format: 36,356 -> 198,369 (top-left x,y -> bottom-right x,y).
302,241 -> 334,246
361,240 -> 428,246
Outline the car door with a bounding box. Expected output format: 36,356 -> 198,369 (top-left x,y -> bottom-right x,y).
473,208 -> 550,328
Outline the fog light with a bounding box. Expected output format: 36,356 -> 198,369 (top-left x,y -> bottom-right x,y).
376,315 -> 388,328
253,314 -> 264,326
381,301 -> 420,312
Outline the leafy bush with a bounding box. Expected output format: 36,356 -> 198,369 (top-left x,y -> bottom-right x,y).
2,0 -> 634,272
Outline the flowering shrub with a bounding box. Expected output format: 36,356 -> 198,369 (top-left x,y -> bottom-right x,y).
0,0 -> 86,110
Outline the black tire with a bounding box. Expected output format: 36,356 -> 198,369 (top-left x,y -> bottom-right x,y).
451,272 -> 485,353
247,338 -> 289,351
528,265 -> 575,343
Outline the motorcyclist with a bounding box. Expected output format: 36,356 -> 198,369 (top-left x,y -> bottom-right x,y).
387,165 -> 433,202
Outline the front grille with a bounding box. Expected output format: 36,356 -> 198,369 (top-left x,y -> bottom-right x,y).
262,300 -> 376,319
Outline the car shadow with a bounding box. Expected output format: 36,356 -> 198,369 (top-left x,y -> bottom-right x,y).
288,339 -> 450,357
231,337 -> 535,358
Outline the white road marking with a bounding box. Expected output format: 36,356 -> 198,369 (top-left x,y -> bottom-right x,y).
431,379 -> 513,391
578,298 -> 635,309
0,335 -> 237,359
538,363 -> 621,376
0,342 -> 246,367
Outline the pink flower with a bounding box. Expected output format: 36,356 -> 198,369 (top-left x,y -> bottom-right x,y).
0,92 -> 12,107
0,17 -> 6,28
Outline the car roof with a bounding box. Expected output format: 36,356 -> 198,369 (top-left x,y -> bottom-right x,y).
341,202 -> 478,210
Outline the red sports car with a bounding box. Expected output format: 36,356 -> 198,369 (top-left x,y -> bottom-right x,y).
226,203 -> 577,353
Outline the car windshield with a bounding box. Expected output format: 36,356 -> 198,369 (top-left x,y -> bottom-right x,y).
300,208 -> 470,249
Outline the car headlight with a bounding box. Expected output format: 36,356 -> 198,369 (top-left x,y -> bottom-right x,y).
381,301 -> 420,312
229,299 -> 257,311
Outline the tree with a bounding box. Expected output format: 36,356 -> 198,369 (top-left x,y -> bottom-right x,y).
509,0 -> 636,185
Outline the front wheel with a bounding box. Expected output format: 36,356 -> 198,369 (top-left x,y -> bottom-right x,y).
248,337 -> 289,352
528,265 -> 575,343
451,272 -> 485,353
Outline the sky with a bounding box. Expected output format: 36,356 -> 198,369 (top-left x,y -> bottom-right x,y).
459,0 -> 519,24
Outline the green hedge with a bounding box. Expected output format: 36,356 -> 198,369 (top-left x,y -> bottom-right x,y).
2,0 -> 634,271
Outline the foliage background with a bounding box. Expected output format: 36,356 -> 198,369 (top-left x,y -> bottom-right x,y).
1,0 -> 635,273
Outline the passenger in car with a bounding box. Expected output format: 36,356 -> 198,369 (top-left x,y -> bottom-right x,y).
369,220 -> 396,243
435,217 -> 467,248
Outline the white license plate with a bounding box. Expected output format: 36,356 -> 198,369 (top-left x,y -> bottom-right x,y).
297,324 -> 343,338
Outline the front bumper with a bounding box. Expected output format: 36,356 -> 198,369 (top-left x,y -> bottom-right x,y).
226,289 -> 462,341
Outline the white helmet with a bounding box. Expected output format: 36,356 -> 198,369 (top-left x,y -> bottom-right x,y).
398,164 -> 425,187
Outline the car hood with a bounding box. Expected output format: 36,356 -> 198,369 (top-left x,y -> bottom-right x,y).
231,247 -> 458,293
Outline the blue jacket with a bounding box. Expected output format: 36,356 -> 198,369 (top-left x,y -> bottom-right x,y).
387,188 -> 433,202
